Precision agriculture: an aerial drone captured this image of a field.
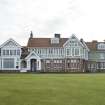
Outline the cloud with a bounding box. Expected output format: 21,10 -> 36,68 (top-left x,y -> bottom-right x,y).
0,0 -> 105,45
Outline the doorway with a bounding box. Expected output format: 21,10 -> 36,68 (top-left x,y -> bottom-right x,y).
30,59 -> 37,72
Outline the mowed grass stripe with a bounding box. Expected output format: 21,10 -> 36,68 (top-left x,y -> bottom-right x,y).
0,74 -> 105,105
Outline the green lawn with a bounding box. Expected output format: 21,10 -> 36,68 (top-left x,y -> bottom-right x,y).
0,73 -> 105,105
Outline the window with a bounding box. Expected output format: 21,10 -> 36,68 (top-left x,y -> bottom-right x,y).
57,60 -> 59,63
46,60 -> 50,63
6,50 -> 9,55
75,48 -> 80,56
59,60 -> 62,63
69,40 -> 78,46
38,49 -> 40,54
49,49 -> 53,54
17,50 -> 20,55
100,63 -> 105,69
51,38 -> 59,44
98,43 -> 105,49
75,43 -> 78,46
100,53 -> 104,59
61,49 -> 63,55
67,49 -> 69,55
72,48 -> 74,56
14,50 -> 16,55
71,60 -> 76,63
3,50 -> 18,56
10,50 -> 13,55
66,49 -> 71,56
3,58 -> 14,68
54,60 -> 62,63
54,60 -> 57,63
3,50 -> 5,55
40,49 -> 41,54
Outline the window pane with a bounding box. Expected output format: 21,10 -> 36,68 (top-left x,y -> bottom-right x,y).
75,48 -> 79,56
3,58 -> 14,68
17,50 -> 20,55
6,50 -> 9,55
10,50 -> 13,55
3,50 -> 5,55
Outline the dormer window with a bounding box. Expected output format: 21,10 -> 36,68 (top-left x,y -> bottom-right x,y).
50,34 -> 60,44
51,38 -> 59,44
98,43 -> 105,49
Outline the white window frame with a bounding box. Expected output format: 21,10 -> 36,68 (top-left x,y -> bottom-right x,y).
74,48 -> 80,56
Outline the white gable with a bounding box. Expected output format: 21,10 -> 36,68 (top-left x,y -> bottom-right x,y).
0,38 -> 21,48
25,51 -> 41,60
63,34 -> 84,48
5,41 -> 17,47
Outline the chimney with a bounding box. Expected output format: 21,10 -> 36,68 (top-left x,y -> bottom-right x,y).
92,40 -> 97,50
54,33 -> 60,38
30,31 -> 33,38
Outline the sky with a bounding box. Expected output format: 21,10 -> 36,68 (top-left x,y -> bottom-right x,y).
0,0 -> 105,45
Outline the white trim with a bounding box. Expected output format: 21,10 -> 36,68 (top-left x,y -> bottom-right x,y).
63,34 -> 84,48
74,48 -> 80,56
0,38 -> 21,48
25,51 -> 41,60
81,40 -> 90,51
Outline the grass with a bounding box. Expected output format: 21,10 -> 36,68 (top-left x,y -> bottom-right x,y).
0,73 -> 105,105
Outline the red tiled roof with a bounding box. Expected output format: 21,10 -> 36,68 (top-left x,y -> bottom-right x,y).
27,38 -> 68,47
27,37 -> 100,51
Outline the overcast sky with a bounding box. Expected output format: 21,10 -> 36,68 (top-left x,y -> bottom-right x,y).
0,0 -> 105,45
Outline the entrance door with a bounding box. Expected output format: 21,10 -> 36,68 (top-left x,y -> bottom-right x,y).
30,59 -> 37,72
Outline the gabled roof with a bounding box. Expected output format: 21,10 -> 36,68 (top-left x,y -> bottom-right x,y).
27,35 -> 90,51
27,38 -> 68,47
80,39 -> 90,51
25,51 -> 41,60
0,38 -> 21,48
63,34 -> 85,48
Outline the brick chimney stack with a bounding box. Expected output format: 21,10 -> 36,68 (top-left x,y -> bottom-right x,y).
92,40 -> 97,50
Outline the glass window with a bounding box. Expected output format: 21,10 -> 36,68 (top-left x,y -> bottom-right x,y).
46,60 -> 50,63
3,58 -> 14,68
75,48 -> 79,56
72,48 -> 74,56
3,50 -> 5,55
57,60 -> 59,63
100,53 -> 104,59
17,50 -> 20,55
10,50 -> 13,55
98,43 -> 105,49
67,49 -> 69,55
54,60 -> 56,63
59,60 -> 62,63
49,49 -> 53,54
6,50 -> 9,55
66,49 -> 71,56
14,50 -> 16,55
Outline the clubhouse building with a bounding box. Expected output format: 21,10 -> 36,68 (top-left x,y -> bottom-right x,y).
0,32 -> 105,72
